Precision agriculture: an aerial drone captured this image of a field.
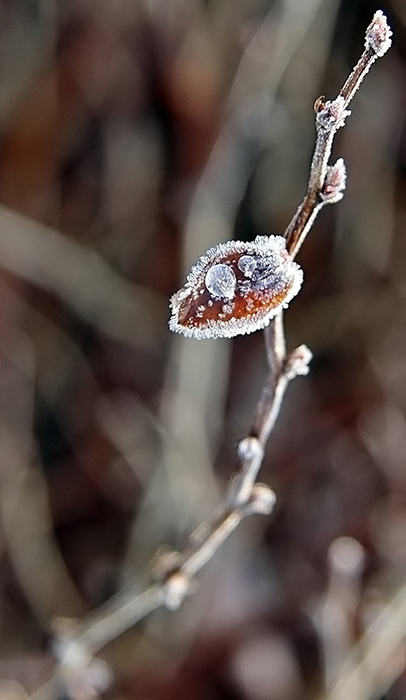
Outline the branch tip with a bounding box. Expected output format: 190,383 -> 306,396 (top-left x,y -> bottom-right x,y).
365,10 -> 392,58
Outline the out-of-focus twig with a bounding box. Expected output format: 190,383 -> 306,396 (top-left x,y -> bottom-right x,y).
0,333 -> 85,623
45,318 -> 313,680
32,295 -> 311,700
322,581 -> 406,700
314,537 -> 365,690
0,206 -> 166,351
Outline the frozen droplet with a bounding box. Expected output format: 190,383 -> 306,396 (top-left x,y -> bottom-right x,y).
205,264 -> 236,300
238,255 -> 257,277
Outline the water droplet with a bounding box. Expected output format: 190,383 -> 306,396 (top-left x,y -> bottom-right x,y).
205,264 -> 236,300
238,255 -> 257,278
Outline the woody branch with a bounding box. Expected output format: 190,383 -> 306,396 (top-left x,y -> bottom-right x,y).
32,11 -> 392,700
234,9 -> 393,506
284,10 -> 392,259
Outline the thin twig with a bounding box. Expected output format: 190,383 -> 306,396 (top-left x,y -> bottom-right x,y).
55,0 -> 390,666
284,10 -> 392,259
44,325 -> 311,696
234,10 -> 393,510
232,315 -> 312,506
29,11 -> 392,700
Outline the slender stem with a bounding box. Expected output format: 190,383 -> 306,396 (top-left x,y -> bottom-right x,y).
284,11 -> 392,259
73,585 -> 166,655
264,314 -> 286,371
31,13 -> 392,700
255,314 -> 287,446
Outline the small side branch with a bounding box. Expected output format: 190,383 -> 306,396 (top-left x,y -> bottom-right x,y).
43,315 -> 311,700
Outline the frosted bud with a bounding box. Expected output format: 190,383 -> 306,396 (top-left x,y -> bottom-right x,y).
365,11 -> 392,58
284,344 -> 312,379
321,158 -> 346,203
316,96 -> 351,131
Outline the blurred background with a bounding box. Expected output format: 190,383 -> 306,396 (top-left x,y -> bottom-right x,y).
0,0 -> 405,699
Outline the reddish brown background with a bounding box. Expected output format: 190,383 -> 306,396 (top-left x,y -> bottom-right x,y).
0,1 -> 405,699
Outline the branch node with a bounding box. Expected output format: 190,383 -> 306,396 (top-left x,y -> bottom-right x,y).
283,344 -> 313,380
164,571 -> 193,610
238,436 -> 263,465
248,484 -> 276,515
316,96 -> 351,132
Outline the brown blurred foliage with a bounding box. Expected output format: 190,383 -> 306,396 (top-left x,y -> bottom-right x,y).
0,1 -> 405,699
